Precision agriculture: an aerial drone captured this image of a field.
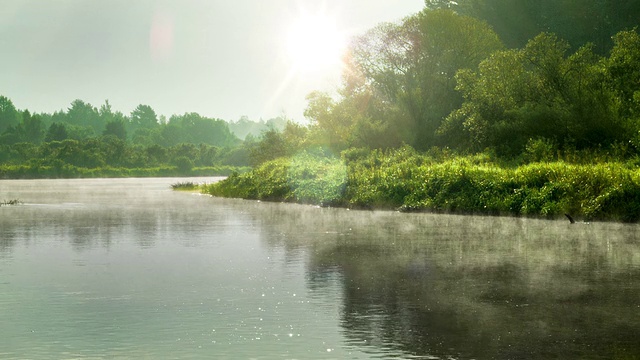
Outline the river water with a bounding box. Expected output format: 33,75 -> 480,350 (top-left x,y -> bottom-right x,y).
1,178 -> 639,359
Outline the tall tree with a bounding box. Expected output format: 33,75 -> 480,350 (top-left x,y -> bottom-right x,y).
45,122 -> 69,142
103,119 -> 128,141
66,99 -> 100,135
130,104 -> 158,130
0,95 -> 20,134
443,32 -> 623,154
18,110 -> 44,144
336,9 -> 503,149
445,0 -> 640,53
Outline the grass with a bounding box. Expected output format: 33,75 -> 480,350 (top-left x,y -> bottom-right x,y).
204,146 -> 640,222
0,164 -> 251,179
1,199 -> 22,206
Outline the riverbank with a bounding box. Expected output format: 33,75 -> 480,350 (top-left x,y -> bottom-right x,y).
0,164 -> 250,179
204,147 -> 640,223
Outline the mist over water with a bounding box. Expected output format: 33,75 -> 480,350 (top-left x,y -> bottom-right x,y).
1,178 -> 639,359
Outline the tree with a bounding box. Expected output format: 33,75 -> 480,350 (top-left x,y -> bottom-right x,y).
168,112 -> 238,147
446,0 -> 640,54
18,110 -> 44,144
130,104 -> 158,130
66,99 -> 100,135
443,33 -> 622,154
326,9 -> 502,150
605,29 -> 640,120
402,9 -> 504,149
45,122 -> 69,142
103,119 -> 127,141
99,100 -> 114,123
248,129 -> 288,166
0,95 -> 20,134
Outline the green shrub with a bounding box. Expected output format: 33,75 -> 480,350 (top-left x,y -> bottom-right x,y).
205,146 -> 640,222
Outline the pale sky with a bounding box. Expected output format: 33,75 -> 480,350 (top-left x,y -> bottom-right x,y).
0,0 -> 425,122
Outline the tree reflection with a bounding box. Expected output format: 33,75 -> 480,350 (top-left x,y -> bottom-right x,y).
253,203 -> 640,359
309,240 -> 640,359
0,229 -> 16,256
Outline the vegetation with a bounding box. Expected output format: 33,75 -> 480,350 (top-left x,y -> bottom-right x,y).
206,148 -> 640,222
171,182 -> 200,191
0,97 -> 270,178
3,1 -> 640,221
207,1 -> 640,222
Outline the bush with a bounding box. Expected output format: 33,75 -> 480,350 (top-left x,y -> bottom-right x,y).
174,156 -> 194,173
205,146 -> 640,222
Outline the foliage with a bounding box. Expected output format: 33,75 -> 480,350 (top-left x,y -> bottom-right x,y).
0,95 -> 248,177
444,0 -> 640,54
226,115 -> 288,140
0,163 -> 248,179
247,121 -> 310,166
0,137 -> 249,178
206,146 -> 640,222
308,9 -> 503,151
171,182 -> 199,191
443,33 -> 626,155
206,150 -> 347,206
0,96 -> 20,134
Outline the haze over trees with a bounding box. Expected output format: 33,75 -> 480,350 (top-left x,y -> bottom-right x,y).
0,97 -> 266,177
3,0 -> 640,182
250,1 -> 640,164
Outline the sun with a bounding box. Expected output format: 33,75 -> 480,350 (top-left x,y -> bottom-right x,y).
286,12 -> 347,73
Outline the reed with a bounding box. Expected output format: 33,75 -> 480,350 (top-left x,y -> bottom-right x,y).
171,182 -> 200,191
1,199 -> 22,206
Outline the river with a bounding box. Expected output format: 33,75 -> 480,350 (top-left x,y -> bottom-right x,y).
1,178 -> 639,359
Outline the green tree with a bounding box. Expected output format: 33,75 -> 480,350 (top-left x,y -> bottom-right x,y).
99,100 -> 114,123
103,119 -> 127,141
446,0 -> 640,54
248,129 -> 288,166
18,110 -> 44,144
321,9 -> 502,150
145,144 -> 168,165
168,112 -> 238,147
174,156 -> 194,173
99,136 -> 127,167
45,122 -> 69,142
402,9 -> 504,149
605,29 -> 640,120
444,33 -> 622,154
0,95 -> 20,134
66,99 -> 100,136
130,104 -> 158,131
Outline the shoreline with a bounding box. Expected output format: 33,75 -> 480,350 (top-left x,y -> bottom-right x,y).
202,150 -> 640,223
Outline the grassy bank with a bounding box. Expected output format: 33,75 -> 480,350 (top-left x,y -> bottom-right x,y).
204,147 -> 640,222
0,164 -> 250,179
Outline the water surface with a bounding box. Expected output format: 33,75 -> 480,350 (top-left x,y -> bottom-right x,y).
1,178 -> 639,359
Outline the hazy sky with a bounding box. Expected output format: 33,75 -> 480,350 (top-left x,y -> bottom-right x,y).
0,0 -> 424,122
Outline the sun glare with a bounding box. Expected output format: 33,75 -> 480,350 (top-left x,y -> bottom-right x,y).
286,13 -> 347,73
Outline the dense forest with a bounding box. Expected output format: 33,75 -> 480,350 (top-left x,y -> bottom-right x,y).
0,96 -> 291,177
207,0 -> 640,222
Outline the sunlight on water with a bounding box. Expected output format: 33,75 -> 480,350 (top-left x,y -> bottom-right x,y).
1,178 -> 639,359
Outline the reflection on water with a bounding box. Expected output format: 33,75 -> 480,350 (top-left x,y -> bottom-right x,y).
248,201 -> 640,359
1,178 -> 639,359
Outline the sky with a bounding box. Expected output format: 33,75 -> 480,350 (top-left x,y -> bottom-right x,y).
0,0 -> 425,123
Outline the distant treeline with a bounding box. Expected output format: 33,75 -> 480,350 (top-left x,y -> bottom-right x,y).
0,97 -> 288,177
